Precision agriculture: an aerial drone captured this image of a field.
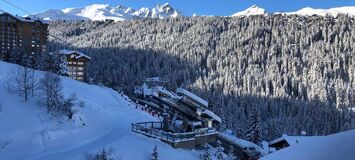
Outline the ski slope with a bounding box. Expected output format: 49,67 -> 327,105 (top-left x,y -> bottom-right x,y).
0,61 -> 200,160
261,130 -> 355,160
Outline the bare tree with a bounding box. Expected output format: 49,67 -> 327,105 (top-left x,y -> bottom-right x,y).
6,66 -> 37,102
39,72 -> 63,113
39,72 -> 83,118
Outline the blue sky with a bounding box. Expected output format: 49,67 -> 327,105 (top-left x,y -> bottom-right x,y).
1,0 -> 355,16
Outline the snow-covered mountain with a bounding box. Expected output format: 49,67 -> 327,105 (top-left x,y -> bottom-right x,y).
231,5 -> 355,17
29,4 -> 355,21
285,6 -> 355,16
30,3 -> 182,21
231,5 -> 267,17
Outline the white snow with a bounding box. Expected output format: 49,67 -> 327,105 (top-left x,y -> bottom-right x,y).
0,61 -> 200,160
59,49 -> 91,60
261,130 -> 355,160
285,6 -> 355,17
269,134 -> 312,147
29,3 -> 182,22
231,5 -> 355,17
218,133 -> 267,156
231,5 -> 267,17
176,88 -> 208,107
202,110 -> 222,123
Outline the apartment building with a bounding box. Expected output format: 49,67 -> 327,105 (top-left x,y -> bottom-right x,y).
0,11 -> 48,60
59,50 -> 91,81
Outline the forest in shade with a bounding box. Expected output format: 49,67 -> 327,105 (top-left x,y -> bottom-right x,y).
48,14 -> 354,140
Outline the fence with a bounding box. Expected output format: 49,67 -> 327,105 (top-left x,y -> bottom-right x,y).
132,122 -> 217,143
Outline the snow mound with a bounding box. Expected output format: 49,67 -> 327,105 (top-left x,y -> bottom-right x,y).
231,5 -> 267,17
261,130 -> 355,160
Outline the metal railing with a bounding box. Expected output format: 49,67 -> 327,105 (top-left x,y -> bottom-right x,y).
132,122 -> 217,143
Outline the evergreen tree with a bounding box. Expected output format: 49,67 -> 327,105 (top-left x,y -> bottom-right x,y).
227,145 -> 237,160
244,107 -> 262,146
151,145 -> 159,160
200,143 -> 212,160
215,140 -> 224,160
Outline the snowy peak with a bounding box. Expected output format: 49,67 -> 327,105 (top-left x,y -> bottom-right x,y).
132,3 -> 181,19
286,6 -> 355,16
231,5 -> 267,17
30,3 -> 182,21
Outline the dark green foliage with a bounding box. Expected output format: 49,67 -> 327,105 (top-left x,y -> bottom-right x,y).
48,15 -> 355,139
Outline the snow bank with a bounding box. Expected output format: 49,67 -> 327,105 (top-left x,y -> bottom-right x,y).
261,130 -> 355,160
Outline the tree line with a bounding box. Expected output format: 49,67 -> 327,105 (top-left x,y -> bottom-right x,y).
47,14 -> 354,140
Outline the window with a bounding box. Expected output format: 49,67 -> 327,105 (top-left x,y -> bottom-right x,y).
77,62 -> 84,65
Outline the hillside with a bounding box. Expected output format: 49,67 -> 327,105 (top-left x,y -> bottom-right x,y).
0,61 -> 200,160
48,15 -> 355,140
261,130 -> 355,160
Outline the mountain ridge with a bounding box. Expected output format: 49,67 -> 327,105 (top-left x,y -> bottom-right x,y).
29,3 -> 182,21
29,4 -> 355,21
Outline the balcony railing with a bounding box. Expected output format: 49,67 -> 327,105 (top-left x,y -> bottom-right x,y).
132,121 -> 217,143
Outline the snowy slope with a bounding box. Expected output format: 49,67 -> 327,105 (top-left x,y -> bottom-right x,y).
286,6 -> 355,16
0,61 -> 199,160
260,130 -> 355,160
231,5 -> 267,17
29,3 -> 182,21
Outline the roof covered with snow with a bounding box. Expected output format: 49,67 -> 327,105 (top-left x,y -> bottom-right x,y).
261,130 -> 355,160
0,11 -> 48,24
269,134 -> 312,147
59,49 -> 91,60
218,133 -> 267,156
202,109 -> 222,123
176,88 -> 208,107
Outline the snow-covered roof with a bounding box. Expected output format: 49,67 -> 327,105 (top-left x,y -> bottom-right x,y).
218,133 -> 267,156
269,134 -> 312,147
144,77 -> 168,83
0,11 -> 48,24
176,88 -> 208,107
261,130 -> 355,160
201,109 -> 222,123
59,49 -> 91,60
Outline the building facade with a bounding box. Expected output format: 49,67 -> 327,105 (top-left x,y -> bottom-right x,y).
0,11 -> 48,60
59,50 -> 91,81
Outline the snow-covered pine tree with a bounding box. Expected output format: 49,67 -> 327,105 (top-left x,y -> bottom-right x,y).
227,145 -> 237,160
200,143 -> 212,160
53,51 -> 69,76
215,140 -> 224,160
244,107 -> 262,146
151,145 -> 159,160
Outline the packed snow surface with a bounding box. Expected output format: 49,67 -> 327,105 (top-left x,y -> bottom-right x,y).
0,61 -> 199,160
261,130 -> 355,160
